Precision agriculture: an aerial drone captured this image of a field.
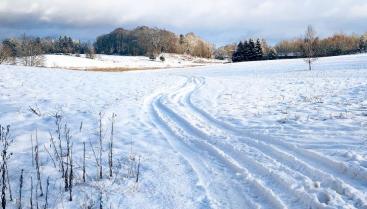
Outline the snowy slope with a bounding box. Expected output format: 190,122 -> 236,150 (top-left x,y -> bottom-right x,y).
0,54 -> 367,209
43,54 -> 225,70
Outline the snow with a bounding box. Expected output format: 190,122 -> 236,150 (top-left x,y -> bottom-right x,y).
43,54 -> 225,70
0,53 -> 367,209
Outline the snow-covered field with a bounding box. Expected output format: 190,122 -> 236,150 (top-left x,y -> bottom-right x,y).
0,54 -> 367,209
43,54 -> 225,70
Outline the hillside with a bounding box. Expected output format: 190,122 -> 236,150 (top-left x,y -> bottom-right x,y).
42,53 -> 225,71
0,54 -> 367,208
95,26 -> 214,58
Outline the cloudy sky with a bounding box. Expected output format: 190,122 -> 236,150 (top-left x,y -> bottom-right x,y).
1,0 -> 366,45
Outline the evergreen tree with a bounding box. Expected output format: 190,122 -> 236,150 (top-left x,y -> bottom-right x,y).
232,51 -> 239,62
267,48 -> 277,59
238,41 -> 246,61
248,39 -> 256,60
233,38 -> 273,62
243,41 -> 250,61
232,42 -> 243,62
255,39 -> 263,60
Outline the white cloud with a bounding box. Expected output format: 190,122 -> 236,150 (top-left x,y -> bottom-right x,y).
0,0 -> 366,43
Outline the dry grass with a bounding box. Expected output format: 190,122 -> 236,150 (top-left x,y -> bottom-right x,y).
85,67 -> 164,72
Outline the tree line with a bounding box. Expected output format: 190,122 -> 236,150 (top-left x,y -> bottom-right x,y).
0,25 -> 366,66
273,31 -> 367,58
0,35 -> 95,66
230,27 -> 367,64
0,26 -> 214,66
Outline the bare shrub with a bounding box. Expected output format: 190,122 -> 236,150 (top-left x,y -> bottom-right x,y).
85,43 -> 96,59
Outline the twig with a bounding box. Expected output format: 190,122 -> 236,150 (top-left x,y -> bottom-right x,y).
44,145 -> 57,168
69,146 -> 73,201
18,169 -> 24,209
5,163 -> 13,201
136,156 -> 141,183
44,177 -> 49,209
31,134 -> 34,167
29,106 -> 41,117
99,112 -> 103,180
35,129 -> 43,196
83,142 -> 86,183
30,176 -> 33,209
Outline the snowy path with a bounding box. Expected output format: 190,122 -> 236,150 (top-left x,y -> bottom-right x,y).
146,75 -> 367,209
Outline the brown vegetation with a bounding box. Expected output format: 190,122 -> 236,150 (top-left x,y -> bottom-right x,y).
94,27 -> 214,58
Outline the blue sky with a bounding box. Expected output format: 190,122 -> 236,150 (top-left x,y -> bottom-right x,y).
1,0 -> 366,45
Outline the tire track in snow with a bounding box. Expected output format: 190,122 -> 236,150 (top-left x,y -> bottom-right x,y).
151,77 -> 329,208
163,77 -> 342,209
177,76 -> 367,208
146,80 -> 286,209
187,77 -> 367,185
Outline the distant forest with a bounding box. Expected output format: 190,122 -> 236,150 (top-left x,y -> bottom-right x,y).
0,25 -> 366,65
0,26 -> 214,65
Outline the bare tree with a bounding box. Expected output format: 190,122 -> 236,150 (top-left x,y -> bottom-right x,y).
19,34 -> 45,67
85,45 -> 96,59
0,44 -> 11,64
303,25 -> 318,70
145,29 -> 163,60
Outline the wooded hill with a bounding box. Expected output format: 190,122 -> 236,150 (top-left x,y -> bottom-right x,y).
94,26 -> 214,58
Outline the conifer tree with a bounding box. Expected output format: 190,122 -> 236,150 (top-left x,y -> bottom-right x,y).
232,42 -> 243,62
243,41 -> 250,61
268,48 -> 277,59
248,39 -> 256,61
238,41 -> 246,61
255,39 -> 263,60
232,38 -> 265,62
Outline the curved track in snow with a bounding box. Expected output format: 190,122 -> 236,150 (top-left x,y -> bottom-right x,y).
146,76 -> 367,209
